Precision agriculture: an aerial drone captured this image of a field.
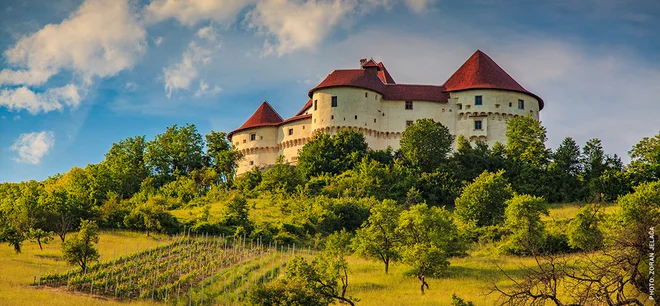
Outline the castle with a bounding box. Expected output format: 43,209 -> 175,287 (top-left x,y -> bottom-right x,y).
227,50 -> 543,175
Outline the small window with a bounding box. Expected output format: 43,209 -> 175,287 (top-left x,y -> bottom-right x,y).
331,115 -> 334,120
406,120 -> 413,127
475,95 -> 482,105
243,139 -> 246,143
355,115 -> 358,119
518,99 -> 524,110
331,96 -> 338,107
374,118 -> 377,123
509,102 -> 512,107
458,104 -> 463,110
475,120 -> 482,130
314,99 -> 318,111
365,92 -> 368,98
249,161 -> 254,166
405,100 -> 413,110
288,128 -> 293,135
250,133 -> 256,141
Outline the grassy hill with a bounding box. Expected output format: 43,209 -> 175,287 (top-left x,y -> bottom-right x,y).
0,201 -> 618,306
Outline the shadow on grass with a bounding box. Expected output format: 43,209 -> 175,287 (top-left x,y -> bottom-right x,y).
353,282 -> 388,291
34,254 -> 63,261
447,263 -> 530,281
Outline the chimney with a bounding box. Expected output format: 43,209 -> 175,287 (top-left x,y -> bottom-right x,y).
359,58 -> 367,68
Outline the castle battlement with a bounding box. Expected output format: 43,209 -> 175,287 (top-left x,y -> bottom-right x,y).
228,50 -> 543,175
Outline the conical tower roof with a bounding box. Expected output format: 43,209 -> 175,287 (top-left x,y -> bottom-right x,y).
444,50 -> 543,109
228,101 -> 283,138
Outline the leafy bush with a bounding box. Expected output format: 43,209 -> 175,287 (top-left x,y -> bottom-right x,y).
499,194 -> 548,255
567,204 -> 604,251
455,170 -> 513,229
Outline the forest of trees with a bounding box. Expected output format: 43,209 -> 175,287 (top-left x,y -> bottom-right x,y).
1,116 -> 659,305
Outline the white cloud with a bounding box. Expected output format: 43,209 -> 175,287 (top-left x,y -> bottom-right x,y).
144,0 -> 254,26
196,25 -> 218,42
0,84 -> 83,114
194,80 -> 222,97
0,0 -> 146,87
125,81 -> 138,91
10,131 -> 56,164
247,0 -> 357,56
403,0 -> 436,13
153,36 -> 164,46
164,41 -> 213,98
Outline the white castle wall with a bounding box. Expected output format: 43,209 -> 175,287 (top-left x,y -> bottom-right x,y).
232,88 -> 541,175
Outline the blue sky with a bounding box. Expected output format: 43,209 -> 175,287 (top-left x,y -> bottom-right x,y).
1,0 -> 659,182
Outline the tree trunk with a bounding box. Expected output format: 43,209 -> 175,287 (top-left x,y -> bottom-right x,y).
418,274 -> 429,295
385,259 -> 389,274
37,238 -> 43,250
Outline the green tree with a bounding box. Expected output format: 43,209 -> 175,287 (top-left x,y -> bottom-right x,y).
206,130 -> 242,183
505,116 -> 550,168
500,194 -> 548,255
549,137 -> 583,202
145,124 -> 204,184
296,130 -> 368,178
567,204 -> 604,251
399,119 -> 453,173
628,131 -> 660,184
451,294 -> 475,306
102,136 -> 149,199
316,230 -> 354,304
454,170 -> 513,228
27,228 -> 53,250
352,199 -> 401,273
124,196 -> 168,236
259,155 -> 302,194
43,169 -> 95,242
248,231 -> 357,306
222,196 -> 253,234
62,220 -> 100,271
233,166 -> 262,195
451,135 -> 506,184
610,180 -> 660,294
396,203 -> 465,292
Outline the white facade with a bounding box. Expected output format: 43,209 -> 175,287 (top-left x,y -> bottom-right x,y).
229,52 -> 543,175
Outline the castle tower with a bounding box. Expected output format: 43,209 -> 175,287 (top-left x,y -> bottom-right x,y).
444,50 -> 543,144
228,50 -> 543,175
228,101 -> 283,171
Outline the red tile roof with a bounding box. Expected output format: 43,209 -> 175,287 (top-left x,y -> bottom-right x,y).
444,50 -> 544,110
308,68 -> 446,102
362,59 -> 379,68
296,99 -> 312,116
228,101 -> 283,138
308,69 -> 387,97
385,84 -> 448,102
230,51 -> 544,139
377,62 -> 396,84
282,113 -> 312,124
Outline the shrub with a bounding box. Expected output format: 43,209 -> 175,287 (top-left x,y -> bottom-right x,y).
499,194 -> 548,255
567,204 -> 604,251
455,170 -> 513,229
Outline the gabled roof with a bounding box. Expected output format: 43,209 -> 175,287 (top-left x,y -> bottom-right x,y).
296,99 -> 313,116
228,101 -> 283,138
377,62 -> 396,84
308,69 -> 387,97
385,84 -> 448,102
444,50 -> 544,110
362,59 -> 379,68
